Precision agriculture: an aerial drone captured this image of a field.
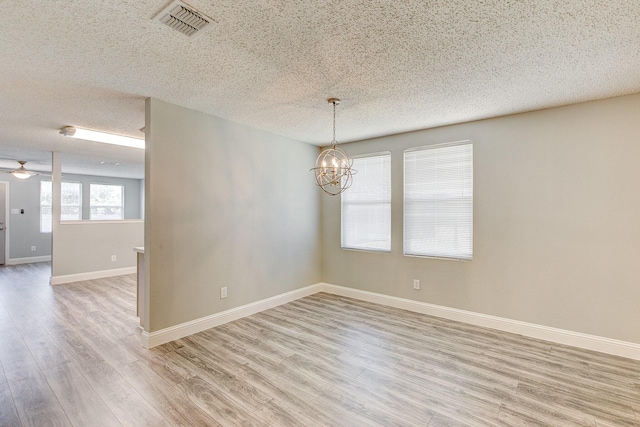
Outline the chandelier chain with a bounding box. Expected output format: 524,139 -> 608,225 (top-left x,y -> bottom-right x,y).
332,100 -> 337,145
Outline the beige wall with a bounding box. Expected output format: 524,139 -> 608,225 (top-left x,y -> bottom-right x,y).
145,99 -> 321,332
322,94 -> 640,344
52,221 -> 143,276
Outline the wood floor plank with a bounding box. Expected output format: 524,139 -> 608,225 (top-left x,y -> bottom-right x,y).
92,375 -> 171,427
330,374 -> 437,426
48,326 -> 123,386
118,359 -> 222,427
317,383 -> 423,427
78,325 -> 138,367
355,365 -> 502,426
515,381 -> 638,426
0,381 -> 21,427
6,364 -> 71,427
120,334 -> 192,386
174,375 -> 265,427
428,412 -> 471,426
22,333 -> 71,372
497,394 -> 598,426
170,345 -> 274,412
0,328 -> 40,377
42,361 -> 121,427
3,304 -> 49,341
251,397 -> 318,427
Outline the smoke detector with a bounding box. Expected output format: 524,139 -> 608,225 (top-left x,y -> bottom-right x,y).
153,1 -> 214,38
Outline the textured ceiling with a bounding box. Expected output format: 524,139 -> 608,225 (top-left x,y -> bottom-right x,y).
1,0 -> 639,179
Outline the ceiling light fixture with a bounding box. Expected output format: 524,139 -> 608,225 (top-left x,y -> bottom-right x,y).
11,161 -> 37,179
59,126 -> 145,150
311,98 -> 356,196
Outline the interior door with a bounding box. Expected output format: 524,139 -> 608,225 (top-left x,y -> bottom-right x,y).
0,183 -> 5,265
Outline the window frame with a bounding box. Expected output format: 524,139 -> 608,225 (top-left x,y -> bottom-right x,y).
403,140 -> 473,261
340,151 -> 392,253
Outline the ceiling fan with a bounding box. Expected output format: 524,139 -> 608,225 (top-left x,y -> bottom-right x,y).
0,160 -> 50,180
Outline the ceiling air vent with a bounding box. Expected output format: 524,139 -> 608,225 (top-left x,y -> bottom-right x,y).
153,1 -> 213,38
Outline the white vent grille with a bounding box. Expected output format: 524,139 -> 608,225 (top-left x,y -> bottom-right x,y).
153,1 -> 213,38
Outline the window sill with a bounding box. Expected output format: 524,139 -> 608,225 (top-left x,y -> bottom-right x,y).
58,219 -> 144,225
403,253 -> 472,262
341,247 -> 391,254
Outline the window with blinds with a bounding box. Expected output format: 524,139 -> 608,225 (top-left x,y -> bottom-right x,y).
341,152 -> 391,252
404,141 -> 473,260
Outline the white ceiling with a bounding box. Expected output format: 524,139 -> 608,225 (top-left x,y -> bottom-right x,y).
1,0 -> 639,179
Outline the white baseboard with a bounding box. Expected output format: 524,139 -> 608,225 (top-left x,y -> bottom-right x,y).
6,255 -> 51,265
50,266 -> 137,285
319,283 -> 640,361
138,281 -> 640,360
141,283 -> 323,348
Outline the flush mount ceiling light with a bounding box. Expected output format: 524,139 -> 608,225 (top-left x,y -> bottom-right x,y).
311,98 -> 356,196
11,161 -> 38,179
59,126 -> 145,150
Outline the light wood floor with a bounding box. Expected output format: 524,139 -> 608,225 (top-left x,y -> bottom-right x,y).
1,263 -> 639,426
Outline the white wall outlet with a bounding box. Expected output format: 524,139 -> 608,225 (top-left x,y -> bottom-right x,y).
111,255 -> 117,262
11,209 -> 19,215
31,246 -> 36,252
220,286 -> 228,299
413,279 -> 420,290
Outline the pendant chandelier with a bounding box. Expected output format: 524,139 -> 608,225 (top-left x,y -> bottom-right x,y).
311,98 -> 356,196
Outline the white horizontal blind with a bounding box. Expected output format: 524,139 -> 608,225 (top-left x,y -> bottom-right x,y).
341,153 -> 391,251
404,142 -> 473,260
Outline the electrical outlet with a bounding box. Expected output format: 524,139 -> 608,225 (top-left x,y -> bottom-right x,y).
11,209 -> 19,215
413,279 -> 420,290
111,255 -> 117,262
31,246 -> 36,252
220,287 -> 228,299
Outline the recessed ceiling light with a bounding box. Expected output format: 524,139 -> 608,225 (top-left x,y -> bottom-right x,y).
60,126 -> 145,150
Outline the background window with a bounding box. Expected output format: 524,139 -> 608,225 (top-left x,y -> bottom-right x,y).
341,153 -> 391,251
404,142 -> 473,260
90,184 -> 124,220
40,181 -> 82,232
